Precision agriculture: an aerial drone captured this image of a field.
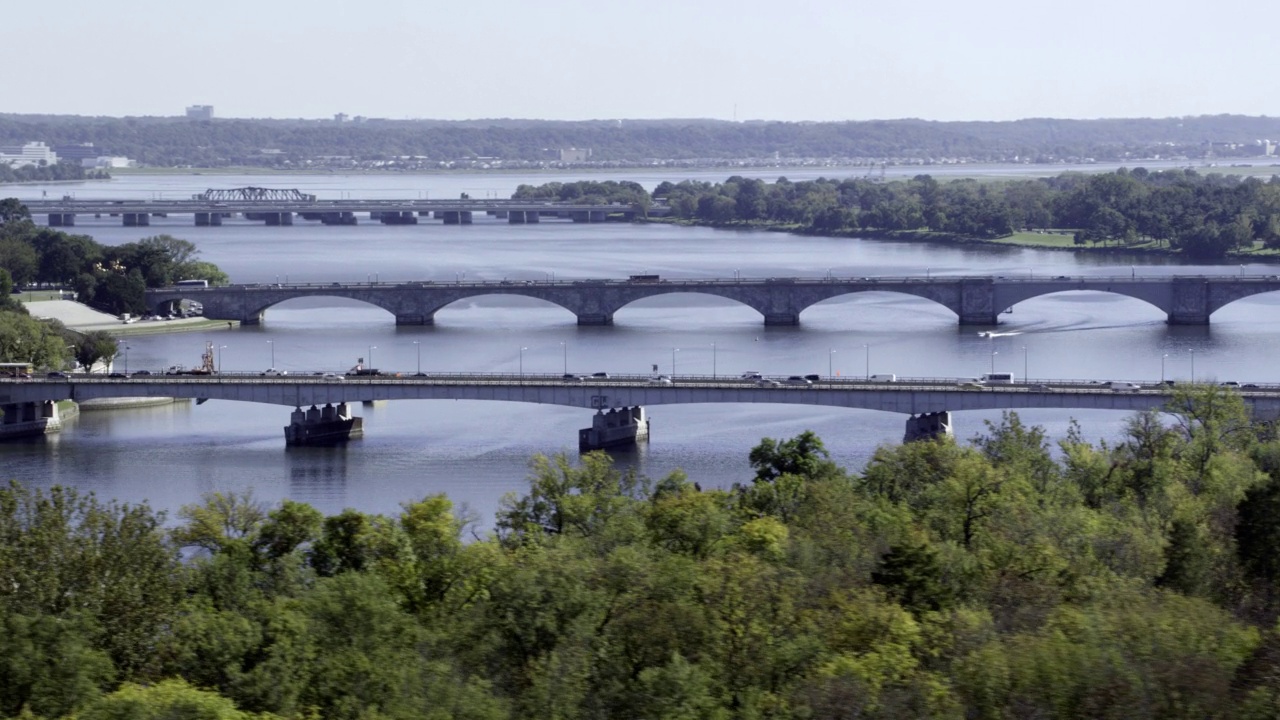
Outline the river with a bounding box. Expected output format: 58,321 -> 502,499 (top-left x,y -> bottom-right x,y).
5,169 -> 1280,526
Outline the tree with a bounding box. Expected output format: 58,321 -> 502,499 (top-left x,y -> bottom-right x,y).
77,678 -> 264,720
75,330 -> 120,372
0,198 -> 30,224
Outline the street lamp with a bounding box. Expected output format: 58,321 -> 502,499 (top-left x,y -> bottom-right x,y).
1161,353 -> 1168,383
218,345 -> 227,372
711,342 -> 717,379
117,341 -> 129,375
560,341 -> 567,375
368,345 -> 376,370
829,348 -> 836,379
991,350 -> 998,375
413,341 -> 421,375
1190,349 -> 1195,383
519,346 -> 528,379
267,340 -> 274,369
672,348 -> 679,378
1022,346 -> 1028,382
863,344 -> 870,380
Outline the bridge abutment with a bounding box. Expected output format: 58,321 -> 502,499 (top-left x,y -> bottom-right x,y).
579,406 -> 649,451
0,400 -> 64,439
284,403 -> 363,445
903,411 -> 952,443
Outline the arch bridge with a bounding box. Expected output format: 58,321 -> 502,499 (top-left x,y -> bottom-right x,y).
147,274 -> 1280,327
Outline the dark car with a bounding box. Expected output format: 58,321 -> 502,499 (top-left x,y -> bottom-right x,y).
134,370 -> 153,376
803,374 -> 821,382
108,372 -> 129,379
46,371 -> 67,378
591,372 -> 609,379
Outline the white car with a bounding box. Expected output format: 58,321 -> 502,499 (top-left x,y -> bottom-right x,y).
261,368 -> 288,377
321,372 -> 344,381
648,375 -> 672,385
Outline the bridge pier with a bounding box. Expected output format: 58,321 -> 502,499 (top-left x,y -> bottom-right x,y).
0,401 -> 64,439
958,313 -> 1000,325
576,313 -> 614,326
395,313 -> 433,325
284,403 -> 363,446
579,406 -> 649,451
379,211 -> 418,225
508,210 -> 527,224
1169,280 -> 1211,325
320,211 -> 357,225
764,313 -> 800,326
903,411 -> 952,443
47,213 -> 76,227
264,212 -> 294,226
123,213 -> 150,227
194,212 -> 223,226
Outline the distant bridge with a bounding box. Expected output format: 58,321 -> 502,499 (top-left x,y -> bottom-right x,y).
24,196 -> 643,227
147,274 -> 1280,326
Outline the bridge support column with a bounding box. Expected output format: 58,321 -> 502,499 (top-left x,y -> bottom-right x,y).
571,211 -> 589,223
526,210 -> 539,223
903,411 -> 952,443
764,313 -> 800,326
321,212 -> 356,225
47,213 -> 75,226
957,279 -> 998,325
460,211 -> 472,224
0,401 -> 63,439
195,212 -> 224,226
395,313 -> 433,325
265,212 -> 293,226
589,210 -> 606,223
379,211 -> 417,225
1169,280 -> 1211,325
577,313 -> 614,326
284,403 -> 364,446
508,210 -> 526,224
579,406 -> 649,451
239,311 -> 263,326
443,211 -> 461,225
123,213 -> 150,227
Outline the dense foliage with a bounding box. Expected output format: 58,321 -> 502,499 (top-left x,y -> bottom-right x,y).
646,168 -> 1280,258
0,161 -> 103,185
3,114 -> 1280,167
7,387 -> 1280,718
0,200 -> 227,316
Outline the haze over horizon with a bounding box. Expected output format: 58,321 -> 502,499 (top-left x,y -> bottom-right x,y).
7,0 -> 1280,124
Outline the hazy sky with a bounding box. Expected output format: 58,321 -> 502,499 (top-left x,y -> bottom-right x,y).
7,0 -> 1278,122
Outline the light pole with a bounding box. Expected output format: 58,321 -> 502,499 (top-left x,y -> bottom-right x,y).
863,344 -> 870,380
1190,349 -> 1195,383
711,342 -> 717,379
519,346 -> 528,379
368,345 -> 376,369
413,341 -> 421,375
118,341 -> 129,375
672,348 -> 679,378
1022,346 -> 1027,382
1161,353 -> 1168,383
991,350 -> 998,375
560,341 -> 567,375
218,345 -> 227,372
829,349 -> 836,379
267,340 -> 275,369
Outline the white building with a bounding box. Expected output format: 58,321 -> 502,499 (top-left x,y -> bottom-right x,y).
82,156 -> 136,169
186,105 -> 214,120
0,141 -> 58,168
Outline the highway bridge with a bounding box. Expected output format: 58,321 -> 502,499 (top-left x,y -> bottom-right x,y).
4,373 -> 1277,448
23,197 -> 644,227
148,273 -> 1280,326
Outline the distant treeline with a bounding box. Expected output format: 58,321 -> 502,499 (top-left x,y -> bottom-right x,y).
3,113 -> 1280,166
517,169 -> 1280,259
0,161 -> 102,184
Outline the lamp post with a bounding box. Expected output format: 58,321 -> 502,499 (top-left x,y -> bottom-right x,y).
672,348 -> 679,378
1022,346 -> 1028,382
711,342 -> 717,379
519,346 -> 527,379
368,345 -> 376,370
413,341 -> 421,375
1161,353 -> 1168,382
560,341 -> 567,375
863,344 -> 870,380
991,350 -> 998,375
1190,349 -> 1195,383
829,348 -> 836,379
118,341 -> 129,375
218,345 -> 226,372
267,340 -> 274,369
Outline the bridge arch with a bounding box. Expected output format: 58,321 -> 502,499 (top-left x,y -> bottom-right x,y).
423,291 -> 580,325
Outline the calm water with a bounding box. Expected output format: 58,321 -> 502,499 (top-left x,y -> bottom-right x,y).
5,171 -> 1280,525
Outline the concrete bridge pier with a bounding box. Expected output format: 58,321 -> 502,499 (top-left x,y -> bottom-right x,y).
379,211 -> 418,225
264,212 -> 294,226
903,411 -> 952,443
441,211 -> 474,225
576,312 -> 614,325
123,213 -> 151,227
508,211 -> 527,224
47,213 -> 76,227
571,211 -> 589,223
579,406 -> 649,451
320,212 -> 357,225
194,212 -> 223,226
590,210 -> 607,223
1168,280 -> 1211,325
525,210 -> 539,223
395,313 -> 433,325
764,313 -> 800,326
0,401 -> 64,439
284,403 -> 364,445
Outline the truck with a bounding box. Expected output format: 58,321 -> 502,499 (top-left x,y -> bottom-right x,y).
981,372 -> 1015,384
869,374 -> 897,382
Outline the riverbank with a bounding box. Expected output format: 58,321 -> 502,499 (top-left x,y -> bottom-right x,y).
24,299 -> 237,335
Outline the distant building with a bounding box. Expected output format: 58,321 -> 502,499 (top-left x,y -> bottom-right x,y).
82,156 -> 136,169
52,143 -> 100,163
0,141 -> 58,168
186,105 -> 214,120
559,147 -> 592,163
334,113 -> 349,123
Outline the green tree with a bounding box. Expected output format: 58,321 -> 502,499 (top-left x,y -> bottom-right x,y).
75,329 -> 120,372
77,678 -> 267,720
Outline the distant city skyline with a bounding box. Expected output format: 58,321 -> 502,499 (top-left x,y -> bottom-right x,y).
7,0 -> 1280,123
